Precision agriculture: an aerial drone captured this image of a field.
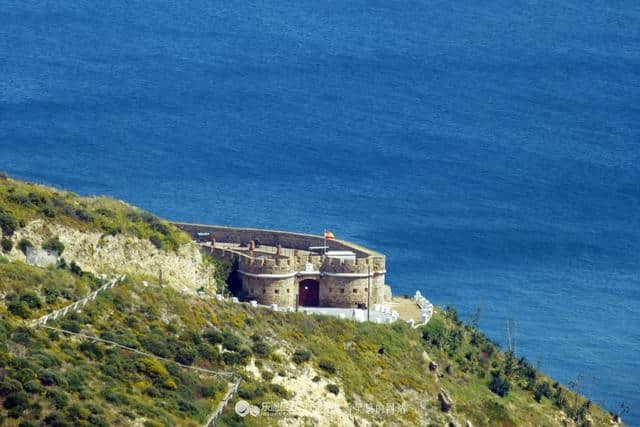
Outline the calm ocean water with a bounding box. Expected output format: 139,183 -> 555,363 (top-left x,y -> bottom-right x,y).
2,0 -> 639,421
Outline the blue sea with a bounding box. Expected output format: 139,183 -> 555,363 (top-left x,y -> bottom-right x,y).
2,0 -> 639,422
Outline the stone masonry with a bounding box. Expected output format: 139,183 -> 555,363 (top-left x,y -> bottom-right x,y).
175,223 -> 392,308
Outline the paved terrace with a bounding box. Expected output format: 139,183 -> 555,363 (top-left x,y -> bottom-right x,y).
210,293 -> 433,327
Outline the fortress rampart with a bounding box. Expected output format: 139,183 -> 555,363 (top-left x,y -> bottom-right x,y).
174,223 -> 392,308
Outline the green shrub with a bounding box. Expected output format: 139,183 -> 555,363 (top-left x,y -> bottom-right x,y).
261,371 -> 274,382
3,391 -> 29,416
11,327 -> 34,345
149,235 -> 163,250
19,291 -> 42,309
140,333 -> 172,358
42,237 -> 64,255
200,382 -> 224,398
59,319 -> 81,333
197,342 -> 219,363
17,239 -> 32,255
70,261 -> 82,276
534,382 -> 552,402
202,328 -> 223,344
101,388 -> 129,405
1,237 -> 12,252
0,378 -> 23,396
65,403 -> 91,421
488,370 -> 511,397
421,317 -> 446,348
12,367 -> 36,384
143,386 -> 160,398
222,351 -> 244,366
43,412 -> 73,426
553,388 -> 568,409
79,340 -> 104,359
175,346 -> 197,365
23,380 -> 41,394
318,359 -> 337,374
252,341 -> 270,357
39,370 -> 67,387
41,206 -> 56,218
326,384 -> 339,395
237,383 -> 266,401
446,329 -> 464,353
7,301 -> 31,319
292,349 -> 311,364
0,208 -> 17,236
222,331 -> 242,352
270,383 -> 290,399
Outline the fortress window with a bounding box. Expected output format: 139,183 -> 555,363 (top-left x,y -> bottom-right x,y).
275,289 -> 279,294
286,289 -> 290,293
329,287 -> 333,293
263,289 -> 266,294
353,289 -> 358,293
341,289 -> 345,294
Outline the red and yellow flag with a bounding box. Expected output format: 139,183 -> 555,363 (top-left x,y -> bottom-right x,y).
324,230 -> 335,240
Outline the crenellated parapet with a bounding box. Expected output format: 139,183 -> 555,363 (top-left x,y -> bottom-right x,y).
320,256 -> 386,275
238,256 -> 295,276
175,222 -> 391,308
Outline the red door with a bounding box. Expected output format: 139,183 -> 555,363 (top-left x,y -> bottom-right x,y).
298,279 -> 319,307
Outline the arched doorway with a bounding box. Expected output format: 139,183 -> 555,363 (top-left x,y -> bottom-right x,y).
298,279 -> 319,307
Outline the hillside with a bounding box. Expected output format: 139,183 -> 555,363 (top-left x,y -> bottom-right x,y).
0,174 -> 219,294
0,175 -> 621,426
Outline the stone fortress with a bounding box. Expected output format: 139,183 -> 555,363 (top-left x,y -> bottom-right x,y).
175,223 -> 393,308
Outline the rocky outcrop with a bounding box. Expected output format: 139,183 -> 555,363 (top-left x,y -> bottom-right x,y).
5,220 -> 215,294
438,389 -> 453,412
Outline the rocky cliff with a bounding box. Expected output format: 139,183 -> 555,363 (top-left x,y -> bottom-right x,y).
5,219 -> 215,294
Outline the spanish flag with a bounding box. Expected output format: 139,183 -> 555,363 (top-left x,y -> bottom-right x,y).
324,230 -> 335,240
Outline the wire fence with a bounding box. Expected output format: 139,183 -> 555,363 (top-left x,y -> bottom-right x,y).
38,325 -> 236,379
27,274 -> 243,425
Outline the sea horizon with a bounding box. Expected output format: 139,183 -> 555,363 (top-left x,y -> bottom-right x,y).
2,0 -> 639,422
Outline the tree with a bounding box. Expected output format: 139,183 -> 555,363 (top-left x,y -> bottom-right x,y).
504,350 -> 515,377
466,305 -> 483,329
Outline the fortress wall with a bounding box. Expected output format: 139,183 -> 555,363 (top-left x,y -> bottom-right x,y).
318,274 -> 387,307
177,222 -> 390,308
174,223 -> 376,258
243,276 -> 296,306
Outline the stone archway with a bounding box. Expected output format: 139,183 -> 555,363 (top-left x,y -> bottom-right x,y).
298,279 -> 320,307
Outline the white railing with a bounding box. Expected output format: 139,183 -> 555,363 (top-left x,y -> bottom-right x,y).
411,291 -> 433,328
30,275 -> 127,328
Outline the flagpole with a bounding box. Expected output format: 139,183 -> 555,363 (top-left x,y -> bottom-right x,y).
367,265 -> 371,322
